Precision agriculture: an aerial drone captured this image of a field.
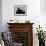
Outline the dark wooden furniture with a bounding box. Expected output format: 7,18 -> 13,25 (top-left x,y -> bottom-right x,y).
7,23 -> 34,46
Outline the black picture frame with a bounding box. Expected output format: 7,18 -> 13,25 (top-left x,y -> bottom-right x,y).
14,5 -> 27,16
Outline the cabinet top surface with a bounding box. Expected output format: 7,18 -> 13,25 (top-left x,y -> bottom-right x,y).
7,23 -> 34,25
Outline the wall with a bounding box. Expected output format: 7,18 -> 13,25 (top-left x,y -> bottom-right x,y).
0,0 -> 2,32
40,0 -> 46,13
40,0 -> 46,31
2,0 -> 41,46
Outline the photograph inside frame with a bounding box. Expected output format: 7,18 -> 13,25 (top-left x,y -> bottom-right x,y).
14,5 -> 27,16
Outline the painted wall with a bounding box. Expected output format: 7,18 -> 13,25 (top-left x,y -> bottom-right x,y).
0,0 -> 2,32
2,0 -> 46,46
40,0 -> 46,31
40,0 -> 46,13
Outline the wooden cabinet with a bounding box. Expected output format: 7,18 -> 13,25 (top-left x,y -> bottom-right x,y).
7,23 -> 34,46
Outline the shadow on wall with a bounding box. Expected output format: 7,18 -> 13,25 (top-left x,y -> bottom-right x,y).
0,0 -> 2,32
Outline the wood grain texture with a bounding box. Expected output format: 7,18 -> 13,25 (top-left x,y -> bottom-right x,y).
7,23 -> 34,46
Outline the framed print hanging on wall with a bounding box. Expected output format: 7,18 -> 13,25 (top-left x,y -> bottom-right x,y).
14,5 -> 27,16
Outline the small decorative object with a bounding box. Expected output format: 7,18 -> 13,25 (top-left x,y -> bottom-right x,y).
25,20 -> 30,23
9,19 -> 19,23
10,20 -> 13,21
9,19 -> 14,23
14,5 -> 27,16
36,25 -> 45,46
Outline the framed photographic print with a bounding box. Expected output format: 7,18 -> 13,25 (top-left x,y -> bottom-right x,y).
14,5 -> 27,16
